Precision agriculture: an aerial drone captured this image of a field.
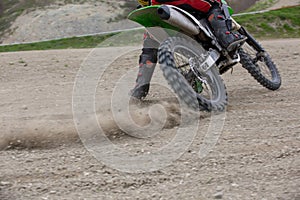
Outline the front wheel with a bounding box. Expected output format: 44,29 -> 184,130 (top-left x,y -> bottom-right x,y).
158,37 -> 227,112
239,41 -> 281,90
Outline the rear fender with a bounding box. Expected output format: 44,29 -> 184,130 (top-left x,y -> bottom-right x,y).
128,5 -> 213,39
128,5 -> 178,30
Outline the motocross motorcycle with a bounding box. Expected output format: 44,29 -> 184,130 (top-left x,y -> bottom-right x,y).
128,1 -> 281,112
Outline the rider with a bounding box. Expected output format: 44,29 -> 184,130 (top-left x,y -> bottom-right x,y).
131,0 -> 246,99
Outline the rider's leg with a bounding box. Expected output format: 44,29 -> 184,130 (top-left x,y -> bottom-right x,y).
130,32 -> 159,99
207,5 -> 246,52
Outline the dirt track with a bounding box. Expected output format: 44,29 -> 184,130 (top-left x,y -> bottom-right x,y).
0,39 -> 299,199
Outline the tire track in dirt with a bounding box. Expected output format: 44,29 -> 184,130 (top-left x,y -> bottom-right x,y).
0,39 -> 299,199
0,47 -> 199,150
1,39 -> 299,151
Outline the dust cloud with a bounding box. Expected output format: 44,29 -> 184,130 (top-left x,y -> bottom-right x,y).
0,99 -> 198,150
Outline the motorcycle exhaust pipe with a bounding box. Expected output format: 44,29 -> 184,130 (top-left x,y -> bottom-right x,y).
157,5 -> 200,35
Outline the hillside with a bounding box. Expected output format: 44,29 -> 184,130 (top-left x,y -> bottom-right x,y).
0,0 -> 299,44
0,0 -> 139,44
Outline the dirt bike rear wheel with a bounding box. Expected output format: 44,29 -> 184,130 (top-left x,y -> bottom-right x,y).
158,37 -> 227,112
239,41 -> 281,90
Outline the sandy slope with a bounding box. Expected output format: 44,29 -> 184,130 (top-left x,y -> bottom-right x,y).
269,0 -> 300,10
0,38 -> 299,199
1,2 -> 139,44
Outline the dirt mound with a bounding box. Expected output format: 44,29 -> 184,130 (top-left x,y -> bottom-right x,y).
227,0 -> 258,12
269,0 -> 300,9
1,2 -> 139,44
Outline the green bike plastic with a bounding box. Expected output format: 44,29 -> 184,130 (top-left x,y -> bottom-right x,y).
128,2 -> 233,29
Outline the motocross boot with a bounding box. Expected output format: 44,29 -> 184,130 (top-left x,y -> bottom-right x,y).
130,48 -> 158,99
208,8 -> 247,52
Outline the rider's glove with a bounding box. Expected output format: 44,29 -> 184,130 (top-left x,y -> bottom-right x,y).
137,0 -> 151,7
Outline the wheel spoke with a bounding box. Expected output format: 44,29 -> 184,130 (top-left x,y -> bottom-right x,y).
178,63 -> 190,69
